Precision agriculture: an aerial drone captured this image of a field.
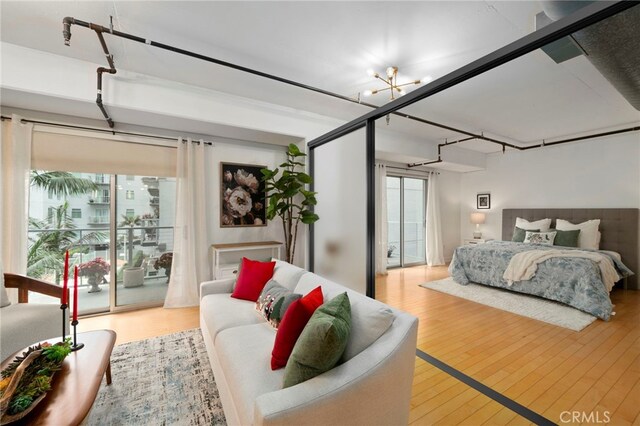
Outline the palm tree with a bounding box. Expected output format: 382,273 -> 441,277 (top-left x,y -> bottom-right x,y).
27,202 -> 107,283
119,214 -> 142,227
27,169 -> 106,284
30,171 -> 98,197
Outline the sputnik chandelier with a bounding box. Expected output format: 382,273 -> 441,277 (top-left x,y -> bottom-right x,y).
363,66 -> 432,101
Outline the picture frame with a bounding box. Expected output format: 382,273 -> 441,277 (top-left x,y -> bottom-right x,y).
220,162 -> 267,227
477,193 -> 491,210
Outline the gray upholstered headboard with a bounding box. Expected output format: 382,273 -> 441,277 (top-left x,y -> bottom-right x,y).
502,208 -> 639,290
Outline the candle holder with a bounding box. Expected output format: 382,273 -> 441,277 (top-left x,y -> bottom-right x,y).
70,319 -> 84,351
60,303 -> 68,341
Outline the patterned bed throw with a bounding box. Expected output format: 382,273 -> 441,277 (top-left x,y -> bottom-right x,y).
448,241 -> 634,320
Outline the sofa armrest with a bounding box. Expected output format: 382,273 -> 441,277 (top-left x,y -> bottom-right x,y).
200,278 -> 235,299
3,273 -> 67,303
254,313 -> 418,426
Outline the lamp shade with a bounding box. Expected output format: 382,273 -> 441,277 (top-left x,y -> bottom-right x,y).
470,212 -> 486,225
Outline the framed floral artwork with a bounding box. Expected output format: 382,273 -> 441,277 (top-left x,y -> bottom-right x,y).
220,162 -> 267,227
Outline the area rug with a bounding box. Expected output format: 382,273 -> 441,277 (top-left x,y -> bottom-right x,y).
420,278 -> 597,331
87,329 -> 226,425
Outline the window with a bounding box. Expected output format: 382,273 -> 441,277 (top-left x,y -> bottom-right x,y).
126,209 -> 135,217
71,208 -> 82,219
126,175 -> 134,181
47,207 -> 54,223
126,190 -> 135,200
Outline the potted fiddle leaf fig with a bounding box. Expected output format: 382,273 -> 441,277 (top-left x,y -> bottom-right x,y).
261,144 -> 319,264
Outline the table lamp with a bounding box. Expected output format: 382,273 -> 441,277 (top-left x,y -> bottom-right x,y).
470,212 -> 486,239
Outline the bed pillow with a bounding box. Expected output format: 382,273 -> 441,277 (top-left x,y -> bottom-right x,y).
515,217 -> 551,232
255,280 -> 302,328
523,231 -> 557,245
512,226 -> 540,243
556,219 -> 600,250
552,229 -> 581,248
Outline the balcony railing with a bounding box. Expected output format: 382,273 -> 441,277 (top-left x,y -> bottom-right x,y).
88,196 -> 110,205
91,174 -> 109,184
88,216 -> 110,224
27,225 -> 174,290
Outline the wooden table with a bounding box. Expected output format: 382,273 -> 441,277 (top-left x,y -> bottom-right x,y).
0,329 -> 117,426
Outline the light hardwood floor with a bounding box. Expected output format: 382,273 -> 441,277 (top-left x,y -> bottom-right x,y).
80,267 -> 640,425
376,265 -> 640,426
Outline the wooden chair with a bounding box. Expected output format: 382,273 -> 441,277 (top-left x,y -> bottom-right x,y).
1,274 -> 69,362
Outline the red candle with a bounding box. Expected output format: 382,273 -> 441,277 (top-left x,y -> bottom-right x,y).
73,265 -> 79,322
62,251 -> 69,305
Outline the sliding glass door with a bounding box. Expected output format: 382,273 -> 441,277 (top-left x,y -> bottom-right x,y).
27,170 -> 175,315
386,175 -> 426,268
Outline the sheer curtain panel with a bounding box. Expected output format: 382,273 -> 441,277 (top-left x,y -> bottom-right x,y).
425,172 -> 445,266
375,164 -> 388,275
164,138 -> 211,308
1,115 -> 32,287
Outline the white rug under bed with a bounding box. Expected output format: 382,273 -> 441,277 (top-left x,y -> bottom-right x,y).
420,278 -> 598,331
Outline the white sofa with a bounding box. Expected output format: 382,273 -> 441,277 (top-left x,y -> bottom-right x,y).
199,260 -> 418,426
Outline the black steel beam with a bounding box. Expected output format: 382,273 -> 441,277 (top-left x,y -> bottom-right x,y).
366,119 -> 376,299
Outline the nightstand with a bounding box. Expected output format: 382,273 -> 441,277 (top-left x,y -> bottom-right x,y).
462,238 -> 492,246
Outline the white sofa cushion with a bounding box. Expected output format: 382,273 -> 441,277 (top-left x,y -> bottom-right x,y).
215,324 -> 284,426
295,272 -> 396,363
271,260 -> 307,291
1,303 -> 63,361
200,294 -> 263,343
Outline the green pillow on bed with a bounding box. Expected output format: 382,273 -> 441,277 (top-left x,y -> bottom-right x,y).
552,229 -> 581,248
512,226 -> 539,243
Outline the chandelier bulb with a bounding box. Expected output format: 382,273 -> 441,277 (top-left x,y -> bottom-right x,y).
363,90 -> 373,97
421,76 -> 433,84
366,69 -> 375,77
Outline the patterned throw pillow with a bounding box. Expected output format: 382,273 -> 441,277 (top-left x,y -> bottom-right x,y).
255,280 -> 302,328
523,231 -> 557,245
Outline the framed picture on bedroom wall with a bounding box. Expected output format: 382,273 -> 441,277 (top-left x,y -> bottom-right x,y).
477,193 -> 491,210
220,162 -> 267,227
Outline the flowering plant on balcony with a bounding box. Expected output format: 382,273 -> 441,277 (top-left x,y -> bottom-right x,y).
77,257 -> 110,277
153,252 -> 173,271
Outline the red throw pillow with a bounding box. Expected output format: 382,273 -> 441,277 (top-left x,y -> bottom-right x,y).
271,286 -> 324,370
230,257 -> 276,302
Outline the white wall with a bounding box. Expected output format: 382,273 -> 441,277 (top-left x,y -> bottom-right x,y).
459,133 -> 640,240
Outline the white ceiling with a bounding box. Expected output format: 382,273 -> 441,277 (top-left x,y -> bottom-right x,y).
1,1 -> 638,154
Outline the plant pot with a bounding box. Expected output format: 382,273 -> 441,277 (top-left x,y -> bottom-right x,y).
123,267 -> 144,288
87,274 -> 103,293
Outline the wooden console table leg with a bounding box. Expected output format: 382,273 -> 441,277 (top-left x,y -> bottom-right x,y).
106,361 -> 112,385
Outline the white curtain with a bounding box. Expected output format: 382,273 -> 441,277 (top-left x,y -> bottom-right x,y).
164,138 -> 210,308
374,164 -> 388,275
425,171 -> 445,266
1,115 -> 33,287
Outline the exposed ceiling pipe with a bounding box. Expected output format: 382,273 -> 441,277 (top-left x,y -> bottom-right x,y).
407,125 -> 640,167
61,16 -> 514,147
64,17 -> 117,128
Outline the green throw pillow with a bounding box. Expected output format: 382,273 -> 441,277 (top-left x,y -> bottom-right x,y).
552,229 -> 581,248
512,226 -> 540,243
283,292 -> 351,388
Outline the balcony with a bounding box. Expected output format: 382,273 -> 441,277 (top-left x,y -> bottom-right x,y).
91,174 -> 109,185
88,196 -> 110,205
88,216 -> 110,225
27,225 -> 174,315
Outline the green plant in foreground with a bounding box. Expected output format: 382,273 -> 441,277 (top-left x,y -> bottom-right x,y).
261,144 -> 319,263
1,339 -> 72,415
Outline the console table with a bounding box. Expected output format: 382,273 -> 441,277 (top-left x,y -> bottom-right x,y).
0,329 -> 116,426
211,241 -> 283,279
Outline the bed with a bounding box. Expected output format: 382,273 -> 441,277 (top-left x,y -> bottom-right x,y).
449,208 -> 638,320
